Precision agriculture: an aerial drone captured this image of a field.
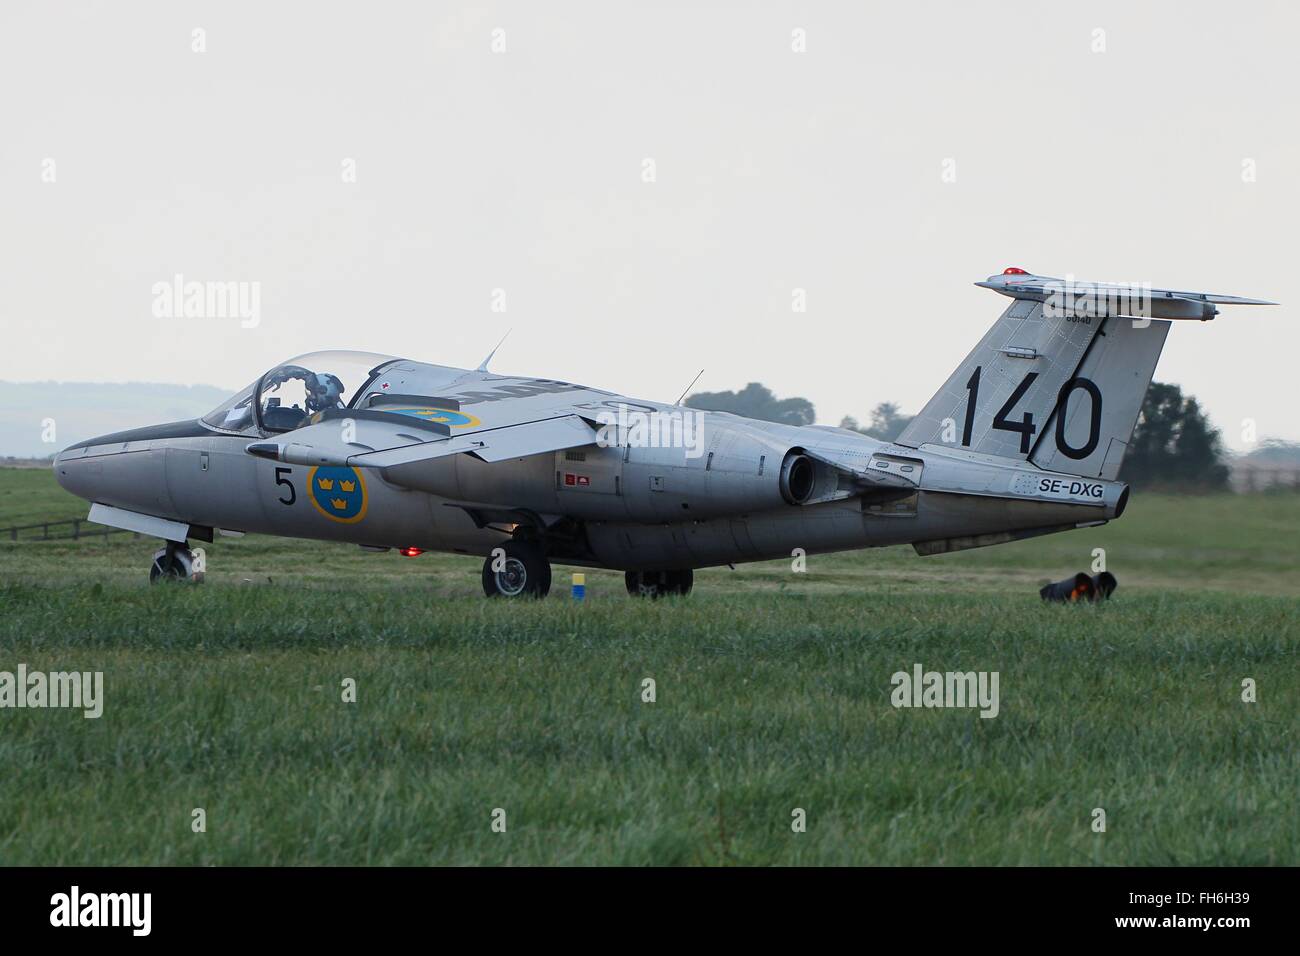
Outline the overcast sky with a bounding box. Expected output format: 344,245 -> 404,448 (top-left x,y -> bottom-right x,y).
2,0 -> 1296,449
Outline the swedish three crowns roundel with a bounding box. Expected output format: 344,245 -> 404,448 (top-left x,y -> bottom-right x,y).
307,465 -> 368,523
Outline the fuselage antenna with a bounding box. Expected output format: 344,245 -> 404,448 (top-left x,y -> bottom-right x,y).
674,369 -> 704,407
477,330 -> 512,372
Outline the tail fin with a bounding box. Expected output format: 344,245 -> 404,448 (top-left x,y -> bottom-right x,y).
896,268 -> 1273,480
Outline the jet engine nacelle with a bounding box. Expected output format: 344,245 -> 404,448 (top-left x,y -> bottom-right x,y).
778,452 -> 816,505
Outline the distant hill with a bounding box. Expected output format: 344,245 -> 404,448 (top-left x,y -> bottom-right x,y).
1236,439 -> 1300,466
0,381 -> 230,458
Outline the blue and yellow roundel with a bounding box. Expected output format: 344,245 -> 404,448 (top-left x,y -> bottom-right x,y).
307,465 -> 368,524
383,406 -> 481,429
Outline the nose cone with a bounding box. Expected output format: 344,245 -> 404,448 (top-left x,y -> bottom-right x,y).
53,445 -> 99,501
53,419 -> 209,511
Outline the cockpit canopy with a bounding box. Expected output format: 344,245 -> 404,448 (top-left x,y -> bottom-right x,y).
202,351 -> 401,435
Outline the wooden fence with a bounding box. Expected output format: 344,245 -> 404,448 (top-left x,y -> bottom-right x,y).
2,519 -> 140,542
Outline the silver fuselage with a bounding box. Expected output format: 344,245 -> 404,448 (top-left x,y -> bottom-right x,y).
53,359 -> 1125,571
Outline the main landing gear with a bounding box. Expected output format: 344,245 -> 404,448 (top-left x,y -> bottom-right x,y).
149,540 -> 198,584
625,569 -> 694,598
481,538 -> 552,598
479,540 -> 696,600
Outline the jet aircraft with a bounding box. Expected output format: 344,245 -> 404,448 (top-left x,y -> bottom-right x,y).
54,269 -> 1272,597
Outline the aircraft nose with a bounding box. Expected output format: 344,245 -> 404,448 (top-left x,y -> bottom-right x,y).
53,420 -> 203,511
53,446 -> 97,499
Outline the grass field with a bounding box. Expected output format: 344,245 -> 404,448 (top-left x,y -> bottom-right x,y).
0,466 -> 1296,865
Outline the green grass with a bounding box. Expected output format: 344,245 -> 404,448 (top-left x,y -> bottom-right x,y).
0,463 -> 87,531
0,468 -> 1296,865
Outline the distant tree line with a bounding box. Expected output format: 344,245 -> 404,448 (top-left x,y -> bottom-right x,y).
685,381 -> 1230,490
1119,382 -> 1229,490
838,402 -> 914,442
684,383 -> 816,428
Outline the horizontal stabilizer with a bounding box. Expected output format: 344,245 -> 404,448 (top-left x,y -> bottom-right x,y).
976,268 -> 1275,321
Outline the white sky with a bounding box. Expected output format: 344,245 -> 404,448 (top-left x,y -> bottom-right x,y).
2,0 -> 1296,450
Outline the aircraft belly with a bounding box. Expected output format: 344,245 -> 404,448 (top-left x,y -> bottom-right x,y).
728,519 -> 759,559
586,502 -> 873,570
581,487 -> 1106,571
907,490 -> 1102,544
741,505 -> 873,560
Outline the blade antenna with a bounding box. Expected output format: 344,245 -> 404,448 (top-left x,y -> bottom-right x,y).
477,329 -> 512,372
674,369 -> 704,406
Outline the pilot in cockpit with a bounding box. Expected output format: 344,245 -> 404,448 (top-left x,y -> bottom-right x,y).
260,365 -> 346,430
203,351 -> 399,436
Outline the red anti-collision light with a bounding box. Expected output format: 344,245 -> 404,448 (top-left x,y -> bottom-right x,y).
1003,267 -> 1029,275
399,547 -> 424,557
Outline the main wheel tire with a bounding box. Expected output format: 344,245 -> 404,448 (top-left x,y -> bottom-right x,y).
482,540 -> 552,598
625,568 -> 694,598
149,544 -> 195,584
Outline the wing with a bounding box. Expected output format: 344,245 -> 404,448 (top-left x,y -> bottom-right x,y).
246,406 -> 598,470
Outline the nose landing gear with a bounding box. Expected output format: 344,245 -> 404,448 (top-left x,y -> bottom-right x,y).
149,541 -> 201,584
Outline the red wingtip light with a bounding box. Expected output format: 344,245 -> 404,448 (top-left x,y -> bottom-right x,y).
1002,266 -> 1029,275
399,547 -> 424,558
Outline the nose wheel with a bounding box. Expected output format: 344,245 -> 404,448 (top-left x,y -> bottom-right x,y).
481,539 -> 551,598
149,541 -> 198,584
625,569 -> 694,598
